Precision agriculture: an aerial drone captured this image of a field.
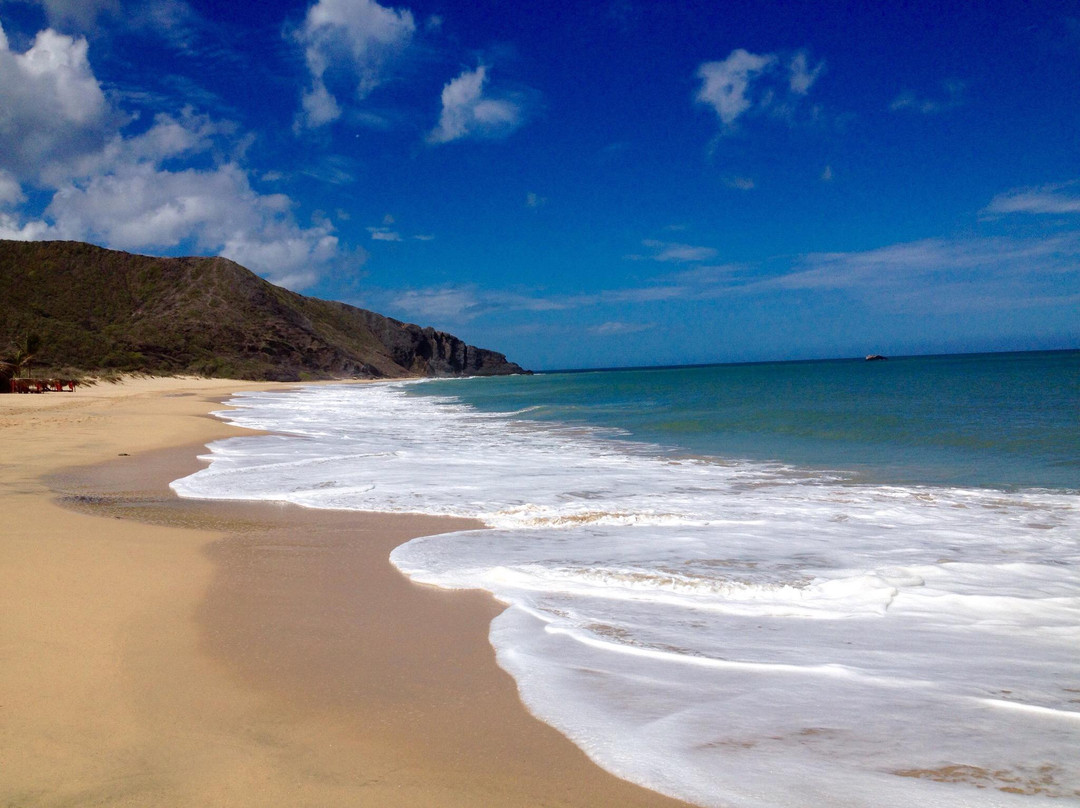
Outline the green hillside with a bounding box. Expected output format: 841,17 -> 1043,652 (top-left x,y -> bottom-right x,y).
0,240 -> 525,381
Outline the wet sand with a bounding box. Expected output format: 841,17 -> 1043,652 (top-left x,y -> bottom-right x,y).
1,377 -> 690,806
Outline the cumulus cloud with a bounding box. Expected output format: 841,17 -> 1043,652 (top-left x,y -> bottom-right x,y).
983,183 -> 1080,215
695,49 -> 777,127
66,107 -> 239,176
427,65 -> 527,144
221,225 -> 341,290
0,169 -> 24,206
294,0 -> 416,129
0,22 -> 113,184
0,212 -> 51,240
50,162 -> 253,250
0,24 -> 350,290
696,48 -> 824,130
41,152 -> 339,288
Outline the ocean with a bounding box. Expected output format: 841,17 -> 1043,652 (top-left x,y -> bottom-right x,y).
171,350 -> 1080,808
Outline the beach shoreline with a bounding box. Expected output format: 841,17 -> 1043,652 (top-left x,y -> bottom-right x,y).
0,377 -> 689,807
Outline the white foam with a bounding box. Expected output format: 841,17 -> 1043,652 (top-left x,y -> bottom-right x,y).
173,382 -> 1080,807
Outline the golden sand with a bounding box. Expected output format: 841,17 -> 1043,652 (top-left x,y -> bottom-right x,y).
0,377 -> 689,806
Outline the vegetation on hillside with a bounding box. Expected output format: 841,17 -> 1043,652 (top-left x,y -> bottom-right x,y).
0,240 -> 524,381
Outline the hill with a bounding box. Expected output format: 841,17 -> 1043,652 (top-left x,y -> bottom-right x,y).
0,240 -> 526,381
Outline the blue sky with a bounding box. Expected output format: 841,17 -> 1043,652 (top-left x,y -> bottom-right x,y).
0,0 -> 1077,370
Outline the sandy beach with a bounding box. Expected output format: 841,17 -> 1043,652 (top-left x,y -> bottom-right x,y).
0,377 -> 689,807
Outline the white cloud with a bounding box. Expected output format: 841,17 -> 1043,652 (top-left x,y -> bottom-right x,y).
381,280 -> 690,325
983,183 -> 1080,215
789,50 -> 825,95
0,211 -> 52,240
639,239 -> 719,263
769,241 -> 985,290
526,191 -> 546,208
366,214 -> 427,242
744,232 -> 1080,315
589,321 -> 654,336
0,169 -> 25,206
294,0 -> 416,129
382,210 -> 1080,332
390,287 -> 481,321
427,65 -> 526,144
0,22 -> 112,184
0,23 -> 353,289
368,226 -> 402,241
300,80 -> 342,128
696,48 -> 824,130
890,78 -> 965,114
7,106 -> 344,287
380,284 -> 582,324
44,156 -> 341,288
695,49 -> 777,127
221,225 -> 341,290
49,162 -> 249,250
113,108 -> 237,166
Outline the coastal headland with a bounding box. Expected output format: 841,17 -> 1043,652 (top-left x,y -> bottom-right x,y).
0,239 -> 527,382
0,376 -> 689,806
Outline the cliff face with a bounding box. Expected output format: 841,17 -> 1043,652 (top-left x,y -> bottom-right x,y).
0,240 -> 526,380
348,307 -> 517,377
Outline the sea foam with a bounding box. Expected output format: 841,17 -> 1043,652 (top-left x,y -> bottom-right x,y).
171,382 -> 1080,807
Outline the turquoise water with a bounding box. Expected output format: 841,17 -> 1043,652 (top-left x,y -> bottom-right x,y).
418,351 -> 1080,490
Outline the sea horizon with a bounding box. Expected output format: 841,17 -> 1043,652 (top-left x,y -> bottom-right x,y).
539,346 -> 1079,375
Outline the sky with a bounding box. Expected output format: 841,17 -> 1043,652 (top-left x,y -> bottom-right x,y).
0,0 -> 1077,370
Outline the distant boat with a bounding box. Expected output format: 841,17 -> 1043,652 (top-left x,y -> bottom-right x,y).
865,354 -> 887,361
